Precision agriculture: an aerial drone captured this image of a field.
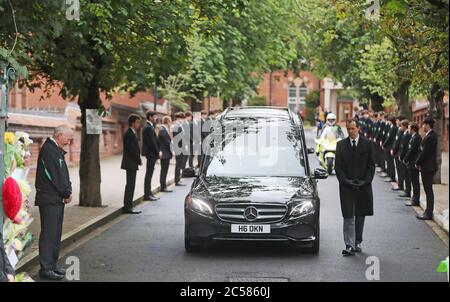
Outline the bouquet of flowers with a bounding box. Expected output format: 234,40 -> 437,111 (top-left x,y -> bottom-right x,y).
2,131 -> 35,282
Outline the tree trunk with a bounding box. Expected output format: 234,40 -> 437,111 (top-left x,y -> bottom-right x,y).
370,92 -> 384,112
78,75 -> 102,207
428,82 -> 445,184
393,79 -> 412,118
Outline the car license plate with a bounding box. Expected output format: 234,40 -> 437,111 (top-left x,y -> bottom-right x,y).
231,224 -> 270,234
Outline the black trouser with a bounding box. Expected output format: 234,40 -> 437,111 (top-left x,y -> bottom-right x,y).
144,157 -> 157,198
395,157 -> 405,189
403,162 -> 412,196
160,158 -> 170,189
343,216 -> 365,247
410,166 -> 421,204
377,142 -> 386,170
421,171 -> 435,215
124,170 -> 137,210
175,155 -> 184,183
39,203 -> 65,271
385,149 -> 396,180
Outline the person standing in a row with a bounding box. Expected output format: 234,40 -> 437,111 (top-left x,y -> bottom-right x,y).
415,118 -> 438,220
142,111 -> 161,202
396,120 -> 412,198
375,112 -> 387,173
403,122 -> 422,206
159,116 -> 173,193
391,116 -> 405,191
172,112 -> 187,186
121,114 -> 143,214
382,116 -> 398,183
35,125 -> 73,280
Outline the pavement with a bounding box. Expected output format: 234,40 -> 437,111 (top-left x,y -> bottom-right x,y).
16,155 -> 180,272
27,129 -> 448,282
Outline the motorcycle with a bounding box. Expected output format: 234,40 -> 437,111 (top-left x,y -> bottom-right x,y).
314,133 -> 341,175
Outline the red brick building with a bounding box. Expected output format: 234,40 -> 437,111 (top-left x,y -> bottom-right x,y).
256,71 -> 358,122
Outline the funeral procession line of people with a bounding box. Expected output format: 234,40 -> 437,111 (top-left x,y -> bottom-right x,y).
1,109 -> 217,281
1,107 -> 440,280
332,112 -> 439,256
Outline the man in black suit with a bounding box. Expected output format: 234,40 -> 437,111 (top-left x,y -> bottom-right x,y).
142,111 -> 161,201
121,114 -> 143,214
159,116 -> 173,192
172,112 -> 186,186
0,231 -> 14,282
335,119 -> 375,256
415,117 -> 438,220
375,112 -> 386,172
403,122 -> 422,206
184,111 -> 195,168
382,116 -> 398,182
397,120 -> 412,198
391,116 -> 405,191
35,125 -> 73,280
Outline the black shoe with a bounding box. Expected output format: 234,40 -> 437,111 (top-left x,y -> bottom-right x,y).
54,268 -> 66,276
416,213 -> 433,220
342,246 -> 355,256
405,202 -> 419,206
143,195 -> 158,201
399,193 -> 411,198
391,187 -> 403,191
160,188 -> 173,192
354,244 -> 362,253
175,182 -> 187,186
39,270 -> 64,281
122,209 -> 142,214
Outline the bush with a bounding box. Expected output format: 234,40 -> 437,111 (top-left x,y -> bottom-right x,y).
247,96 -> 267,106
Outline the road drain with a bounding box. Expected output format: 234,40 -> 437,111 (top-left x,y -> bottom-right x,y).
226,277 -> 289,282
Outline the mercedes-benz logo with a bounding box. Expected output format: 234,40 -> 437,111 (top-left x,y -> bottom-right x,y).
244,206 -> 258,222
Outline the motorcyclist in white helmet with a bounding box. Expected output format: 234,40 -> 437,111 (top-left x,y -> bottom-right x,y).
320,113 -> 344,140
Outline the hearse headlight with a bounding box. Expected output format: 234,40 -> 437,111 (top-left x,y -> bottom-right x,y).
289,200 -> 315,219
187,195 -> 213,215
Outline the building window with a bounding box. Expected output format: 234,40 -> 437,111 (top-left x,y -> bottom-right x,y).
287,82 -> 308,112
299,83 -> 308,105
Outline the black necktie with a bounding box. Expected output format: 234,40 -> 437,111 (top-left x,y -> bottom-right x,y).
352,139 -> 357,149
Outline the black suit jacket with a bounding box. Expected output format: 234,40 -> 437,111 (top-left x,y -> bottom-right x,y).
35,138 -> 72,206
0,231 -> 14,282
158,126 -> 173,160
383,124 -> 398,149
403,133 -> 422,168
415,130 -> 438,173
391,129 -> 404,157
398,132 -> 412,160
121,128 -> 142,171
376,121 -> 386,142
142,121 -> 160,158
335,136 -> 375,218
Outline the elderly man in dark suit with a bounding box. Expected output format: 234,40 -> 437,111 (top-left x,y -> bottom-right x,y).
158,116 -> 173,192
35,125 -> 73,280
121,114 -> 143,214
142,111 -> 161,201
335,119 -> 375,256
415,117 -> 438,220
0,231 -> 14,282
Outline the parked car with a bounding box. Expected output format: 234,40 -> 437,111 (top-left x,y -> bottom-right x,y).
184,107 -> 328,253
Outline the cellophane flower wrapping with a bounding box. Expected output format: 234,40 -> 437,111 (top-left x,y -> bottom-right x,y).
2,131 -> 35,282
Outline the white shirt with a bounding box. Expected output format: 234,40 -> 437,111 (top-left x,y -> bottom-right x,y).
130,127 -> 136,135
350,135 -> 360,147
425,129 -> 432,137
49,137 -> 59,148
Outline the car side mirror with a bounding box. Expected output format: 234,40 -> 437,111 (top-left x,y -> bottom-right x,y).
307,147 -> 315,154
313,168 -> 328,179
